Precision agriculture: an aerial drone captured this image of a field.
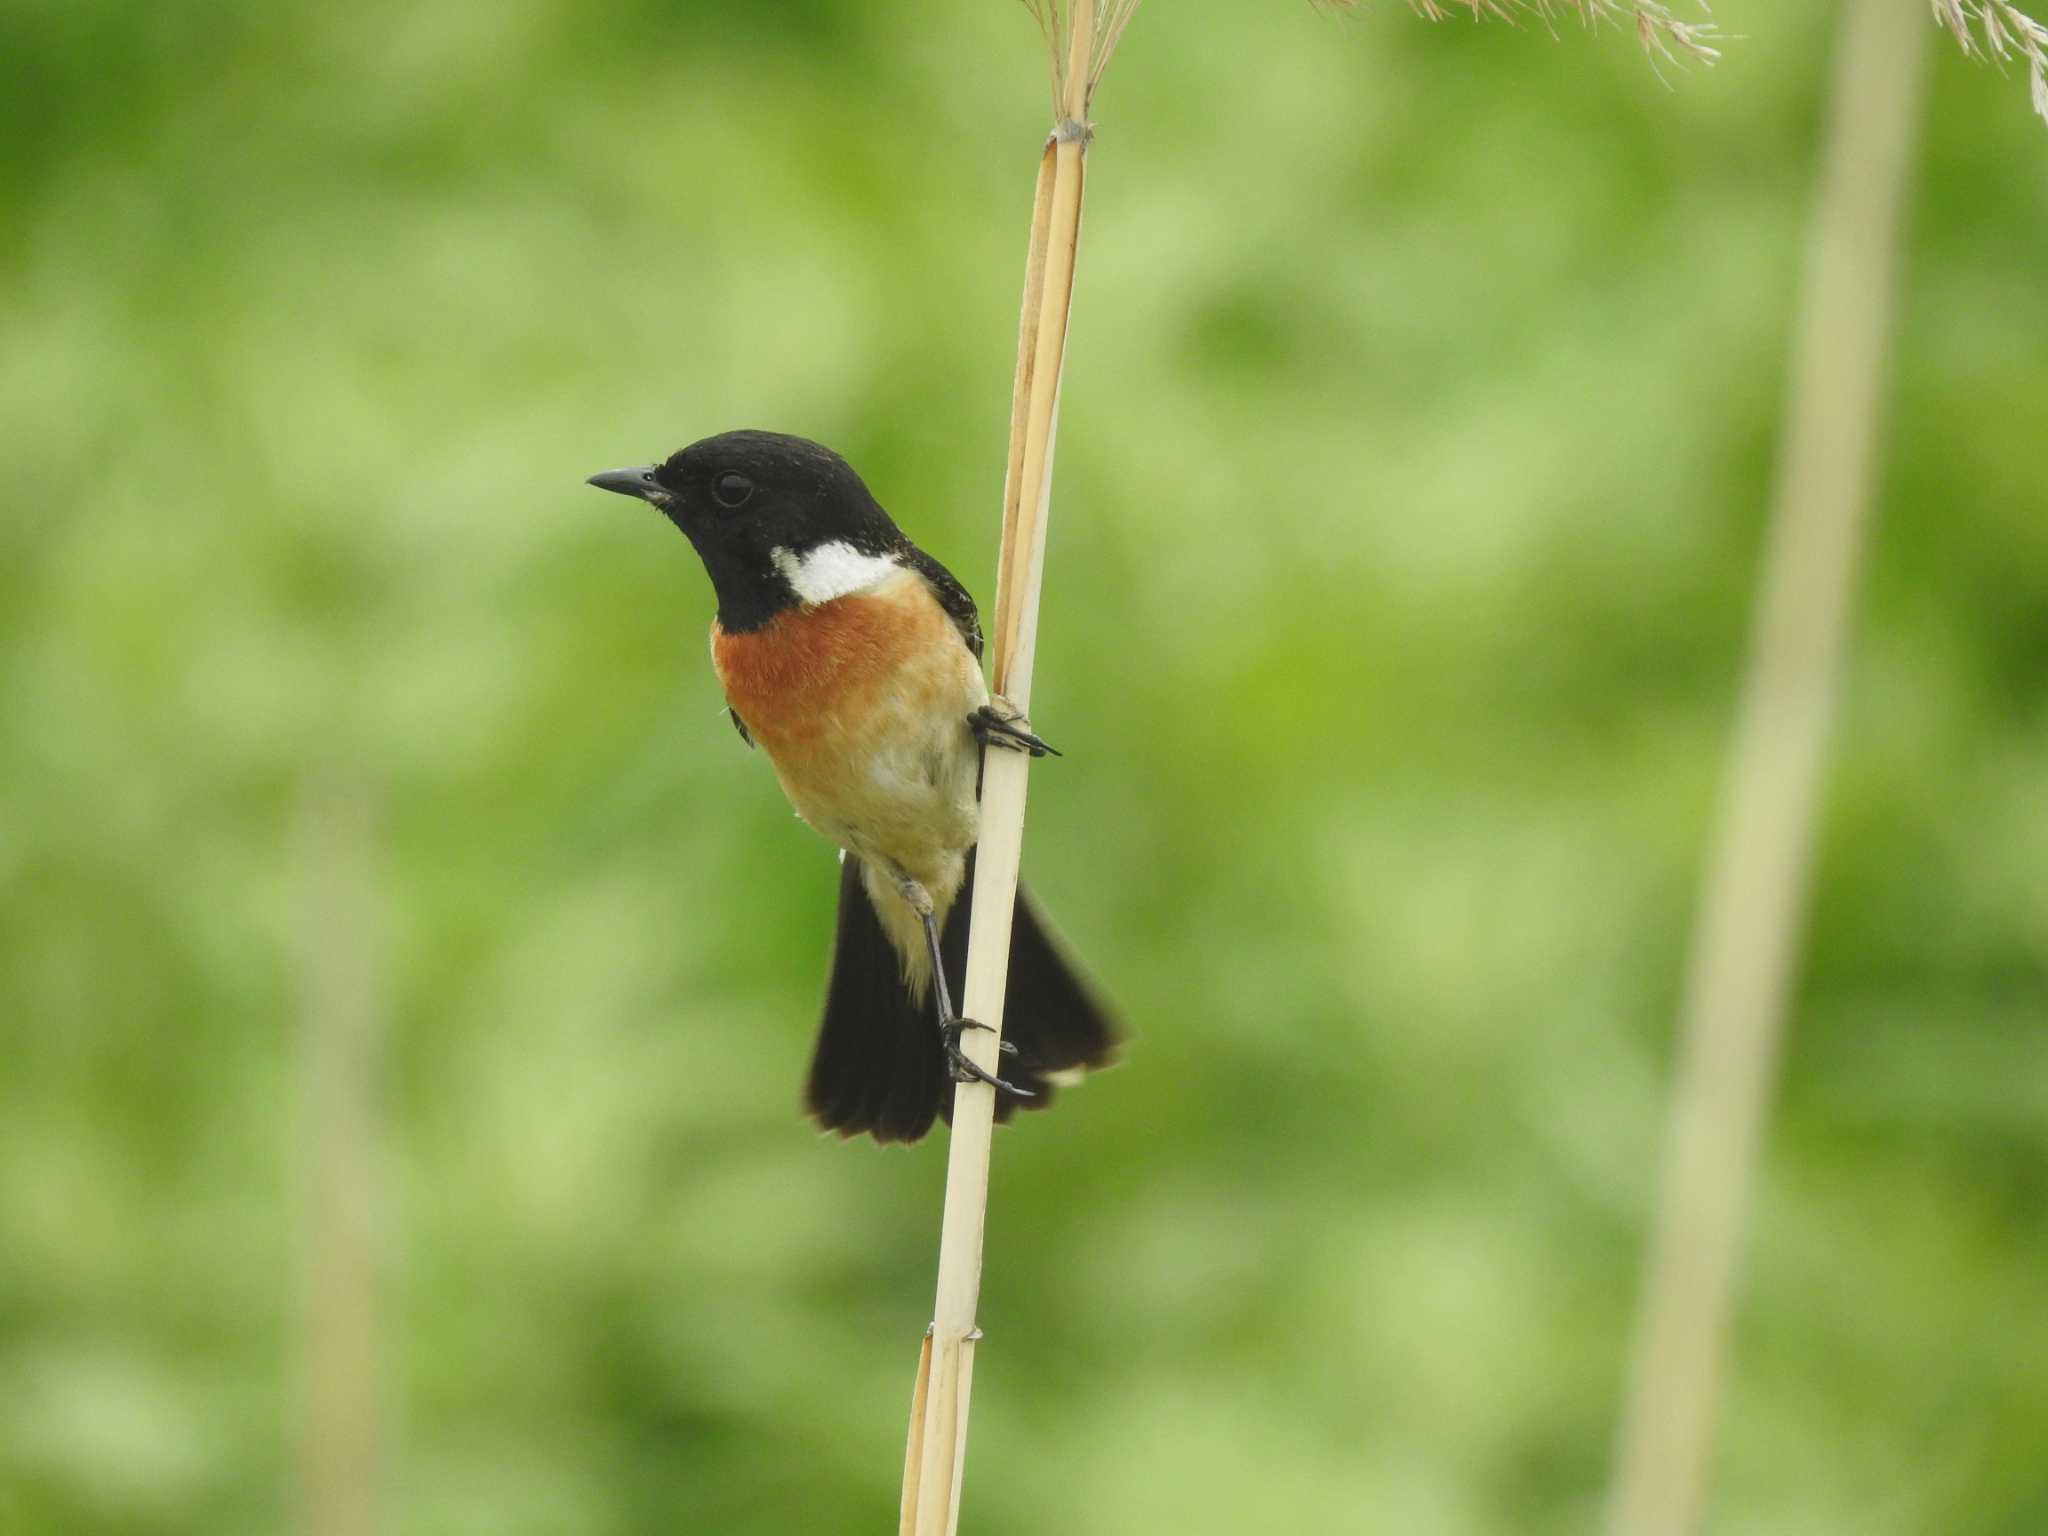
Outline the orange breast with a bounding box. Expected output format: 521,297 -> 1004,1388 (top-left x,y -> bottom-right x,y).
710,571 -> 962,755
711,569 -> 986,886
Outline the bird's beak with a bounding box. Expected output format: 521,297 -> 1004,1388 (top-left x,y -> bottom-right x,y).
586,465 -> 664,502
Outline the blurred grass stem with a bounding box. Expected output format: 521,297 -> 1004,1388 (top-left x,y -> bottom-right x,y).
900,4 -> 1125,1532
1604,1 -> 1927,1530
294,769 -> 388,1536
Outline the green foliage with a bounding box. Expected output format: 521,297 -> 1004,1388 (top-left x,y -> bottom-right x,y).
2,2 -> 2044,1532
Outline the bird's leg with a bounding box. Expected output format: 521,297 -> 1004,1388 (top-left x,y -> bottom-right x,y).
968,695 -> 1059,759
923,906 -> 1029,1093
895,873 -> 1031,1095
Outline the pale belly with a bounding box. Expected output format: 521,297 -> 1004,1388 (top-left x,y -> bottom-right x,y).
770,676 -> 984,889
710,568 -> 989,898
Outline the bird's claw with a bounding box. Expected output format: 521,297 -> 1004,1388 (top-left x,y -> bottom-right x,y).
943,1017 -> 1018,1056
968,699 -> 1059,759
942,1018 -> 1033,1094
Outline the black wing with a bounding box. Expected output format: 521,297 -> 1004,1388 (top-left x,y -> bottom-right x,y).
728,706 -> 753,749
898,544 -> 983,661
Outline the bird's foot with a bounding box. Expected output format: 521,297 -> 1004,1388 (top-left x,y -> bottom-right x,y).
969,697 -> 1059,758
941,1018 -> 1032,1095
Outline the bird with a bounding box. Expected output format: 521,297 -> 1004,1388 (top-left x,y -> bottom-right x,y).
588,430 -> 1117,1144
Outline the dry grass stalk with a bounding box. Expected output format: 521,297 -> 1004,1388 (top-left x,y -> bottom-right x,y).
1604,0 -> 1927,1531
1932,0 -> 2048,123
294,769 -> 387,1536
898,5 -> 1136,1534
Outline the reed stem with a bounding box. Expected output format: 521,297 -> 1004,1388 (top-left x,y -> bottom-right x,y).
900,6 -> 1100,1533
1604,1 -> 1927,1529
294,769 -> 386,1536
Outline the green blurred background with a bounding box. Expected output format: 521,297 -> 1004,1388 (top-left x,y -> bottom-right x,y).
4,1 -> 2044,1532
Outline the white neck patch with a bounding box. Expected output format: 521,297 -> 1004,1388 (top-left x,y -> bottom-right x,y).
770,541 -> 899,605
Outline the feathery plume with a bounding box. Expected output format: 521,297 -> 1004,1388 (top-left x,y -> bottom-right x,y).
1329,1 -> 1723,67
1933,0 -> 2048,126
1021,0 -> 1145,119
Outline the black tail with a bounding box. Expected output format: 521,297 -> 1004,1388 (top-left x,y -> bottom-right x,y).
804,852 -> 1119,1144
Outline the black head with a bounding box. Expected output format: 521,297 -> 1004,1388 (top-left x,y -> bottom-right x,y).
588,430 -> 906,631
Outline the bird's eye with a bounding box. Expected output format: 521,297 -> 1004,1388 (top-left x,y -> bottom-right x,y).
714,472 -> 754,508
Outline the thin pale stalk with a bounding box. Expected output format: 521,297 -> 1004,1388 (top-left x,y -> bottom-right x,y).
900,6 -> 1096,1534
1603,1 -> 1926,1531
294,769 -> 386,1536
998,138 -> 1059,591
